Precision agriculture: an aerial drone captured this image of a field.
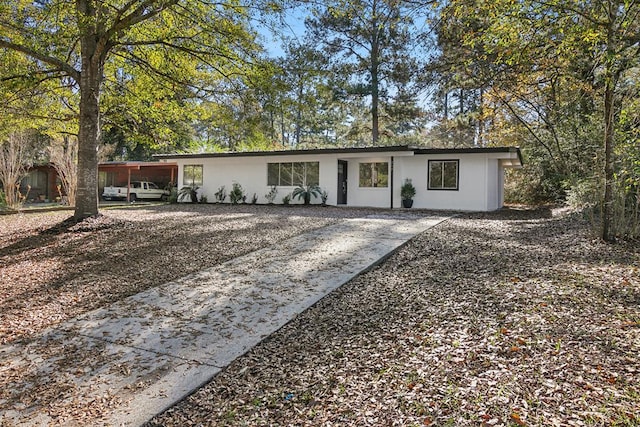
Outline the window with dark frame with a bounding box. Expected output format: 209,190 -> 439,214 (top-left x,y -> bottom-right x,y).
183,164 -> 203,187
267,162 -> 320,186
359,162 -> 389,187
428,160 -> 459,190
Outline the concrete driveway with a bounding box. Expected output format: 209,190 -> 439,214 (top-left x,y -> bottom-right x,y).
0,214 -> 449,426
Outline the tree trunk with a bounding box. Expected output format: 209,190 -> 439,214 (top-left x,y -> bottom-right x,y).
370,3 -> 380,146
601,67 -> 616,242
444,91 -> 448,120
601,5 -> 617,242
295,80 -> 303,146
74,29 -> 103,220
371,52 -> 379,145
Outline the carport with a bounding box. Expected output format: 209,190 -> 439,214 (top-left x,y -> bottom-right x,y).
98,161 -> 178,200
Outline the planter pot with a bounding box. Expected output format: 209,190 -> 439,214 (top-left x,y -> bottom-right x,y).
402,199 -> 413,208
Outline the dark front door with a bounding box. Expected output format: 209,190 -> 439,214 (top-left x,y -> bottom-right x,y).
337,160 -> 347,205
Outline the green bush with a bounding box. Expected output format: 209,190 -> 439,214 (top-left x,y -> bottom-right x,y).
321,190 -> 328,206
214,186 -> 227,203
566,178 -> 599,210
265,186 -> 278,204
178,185 -> 199,203
291,184 -> 321,205
229,182 -> 244,204
168,187 -> 178,204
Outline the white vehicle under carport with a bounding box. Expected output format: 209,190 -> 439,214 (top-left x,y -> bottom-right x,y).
102,181 -> 169,202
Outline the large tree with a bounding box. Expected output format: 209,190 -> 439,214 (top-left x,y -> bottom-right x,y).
431,0 -> 640,240
0,0 -> 257,219
306,0 -> 421,145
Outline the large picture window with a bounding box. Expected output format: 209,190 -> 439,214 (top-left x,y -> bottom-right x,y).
428,160 -> 459,190
268,162 -> 319,186
359,162 -> 388,187
183,164 -> 203,187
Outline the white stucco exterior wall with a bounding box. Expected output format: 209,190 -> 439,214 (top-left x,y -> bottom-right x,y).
487,158 -> 499,211
174,154 -> 339,205
396,154 -> 493,211
344,156 -> 392,208
161,147 -> 519,211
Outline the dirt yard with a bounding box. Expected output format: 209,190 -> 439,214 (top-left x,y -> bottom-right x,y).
1,204 -> 638,426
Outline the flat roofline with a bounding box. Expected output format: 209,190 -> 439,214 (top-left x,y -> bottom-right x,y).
99,161 -> 177,168
414,147 -> 523,166
153,145 -> 416,159
154,145 -> 522,163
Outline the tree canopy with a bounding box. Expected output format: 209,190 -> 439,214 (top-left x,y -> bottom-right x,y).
430,0 -> 640,240
1,0 -> 260,219
1,0 -> 638,239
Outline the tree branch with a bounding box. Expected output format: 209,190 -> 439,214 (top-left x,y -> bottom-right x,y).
0,40 -> 81,82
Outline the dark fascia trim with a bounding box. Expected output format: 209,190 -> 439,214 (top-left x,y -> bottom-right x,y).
153,145 -> 417,160
99,161 -> 178,167
154,145 -> 523,165
414,147 -> 523,165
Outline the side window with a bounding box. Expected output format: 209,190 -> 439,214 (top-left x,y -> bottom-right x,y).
183,165 -> 203,187
428,160 -> 459,190
359,162 -> 388,187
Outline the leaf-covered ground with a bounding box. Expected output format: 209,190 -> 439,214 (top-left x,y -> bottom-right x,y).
0,204 -> 356,345
147,207 -> 640,427
1,205 -> 638,426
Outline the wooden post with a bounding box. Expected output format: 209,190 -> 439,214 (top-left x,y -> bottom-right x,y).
127,168 -> 132,202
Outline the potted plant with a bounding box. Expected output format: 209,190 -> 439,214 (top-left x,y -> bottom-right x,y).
401,178 -> 416,208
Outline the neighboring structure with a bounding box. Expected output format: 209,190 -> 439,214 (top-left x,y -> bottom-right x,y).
156,146 -> 522,211
20,164 -> 61,202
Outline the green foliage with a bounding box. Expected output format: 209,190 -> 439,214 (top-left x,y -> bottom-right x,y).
168,186 -> 178,204
321,190 -> 329,206
0,0 -> 263,218
306,0 -> 426,144
229,182 -> 245,205
566,178 -> 599,210
504,158 -> 568,205
432,0 -> 640,239
282,193 -> 291,205
400,179 -> 416,200
291,184 -> 322,205
178,185 -> 199,203
214,186 -> 227,203
265,185 -> 278,204
251,193 -> 258,204
0,189 -> 6,207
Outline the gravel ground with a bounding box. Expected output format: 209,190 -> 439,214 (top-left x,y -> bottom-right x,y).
146,207 -> 639,427
1,204 -> 639,426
